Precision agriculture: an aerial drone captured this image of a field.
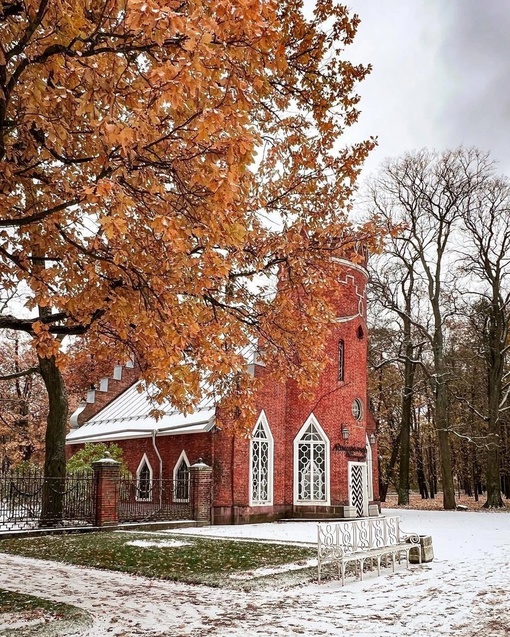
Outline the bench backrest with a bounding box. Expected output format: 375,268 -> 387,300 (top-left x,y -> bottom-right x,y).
317,516 -> 403,557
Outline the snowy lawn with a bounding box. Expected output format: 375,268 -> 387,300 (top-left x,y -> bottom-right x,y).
0,531 -> 315,586
0,508 -> 509,636
0,590 -> 89,636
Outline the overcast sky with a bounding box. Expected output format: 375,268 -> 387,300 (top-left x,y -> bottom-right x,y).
339,0 -> 510,179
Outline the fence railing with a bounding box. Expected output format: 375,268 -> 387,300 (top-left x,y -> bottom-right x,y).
0,469 -> 95,532
118,476 -> 193,523
0,458 -> 212,532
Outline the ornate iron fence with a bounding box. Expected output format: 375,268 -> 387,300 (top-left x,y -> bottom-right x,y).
118,476 -> 193,522
0,469 -> 95,532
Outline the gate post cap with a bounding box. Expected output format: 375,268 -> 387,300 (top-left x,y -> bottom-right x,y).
92,452 -> 121,467
190,458 -> 211,470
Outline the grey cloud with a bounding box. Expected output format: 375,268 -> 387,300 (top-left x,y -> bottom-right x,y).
437,1 -> 510,172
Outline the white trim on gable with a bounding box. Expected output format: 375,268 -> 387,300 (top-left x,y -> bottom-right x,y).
136,453 -> 153,502
293,414 -> 330,506
249,411 -> 274,507
173,450 -> 191,503
366,436 -> 374,501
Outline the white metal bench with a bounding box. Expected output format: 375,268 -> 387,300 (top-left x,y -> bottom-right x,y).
317,515 -> 421,584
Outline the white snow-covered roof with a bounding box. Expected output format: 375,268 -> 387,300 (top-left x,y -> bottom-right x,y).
66,341 -> 261,445
66,381 -> 216,444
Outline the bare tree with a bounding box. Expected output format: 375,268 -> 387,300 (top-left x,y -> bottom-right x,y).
369,242 -> 424,505
366,148 -> 494,510
459,177 -> 510,507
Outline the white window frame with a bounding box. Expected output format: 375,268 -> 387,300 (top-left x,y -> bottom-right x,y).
348,461 -> 369,517
173,450 -> 191,503
352,398 -> 363,421
249,411 -> 274,506
293,414 -> 330,506
136,453 -> 153,502
366,435 -> 374,501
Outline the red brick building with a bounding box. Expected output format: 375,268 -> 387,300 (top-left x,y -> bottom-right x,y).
67,256 -> 379,524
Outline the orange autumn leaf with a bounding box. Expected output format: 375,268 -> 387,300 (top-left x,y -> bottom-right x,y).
0,0 -> 381,431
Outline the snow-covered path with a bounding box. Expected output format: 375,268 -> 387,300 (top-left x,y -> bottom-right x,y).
1,509 -> 510,636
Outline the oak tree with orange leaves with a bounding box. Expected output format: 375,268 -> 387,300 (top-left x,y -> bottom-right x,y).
0,0 -> 377,522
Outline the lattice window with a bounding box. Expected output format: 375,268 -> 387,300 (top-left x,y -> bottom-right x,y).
296,421 -> 327,502
250,414 -> 273,505
136,455 -> 152,501
338,339 -> 345,382
173,452 -> 190,502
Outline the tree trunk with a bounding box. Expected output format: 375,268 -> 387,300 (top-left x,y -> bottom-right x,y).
483,313 -> 504,508
380,429 -> 401,502
484,434 -> 502,507
436,382 -> 456,509
397,338 -> 416,505
39,354 -> 68,526
433,334 -> 456,509
415,436 -> 429,499
427,439 -> 437,498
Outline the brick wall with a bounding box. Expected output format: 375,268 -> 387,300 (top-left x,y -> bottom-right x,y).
75,362 -> 140,427
68,257 -> 378,524
112,433 -> 213,480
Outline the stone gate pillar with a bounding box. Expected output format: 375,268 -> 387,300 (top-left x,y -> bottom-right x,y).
190,459 -> 212,526
92,453 -> 121,527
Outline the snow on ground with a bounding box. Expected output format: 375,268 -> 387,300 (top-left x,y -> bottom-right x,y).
1,508 -> 510,636
124,539 -> 191,549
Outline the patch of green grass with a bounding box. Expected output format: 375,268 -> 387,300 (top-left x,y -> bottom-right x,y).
0,589 -> 88,636
0,533 -> 315,586
0,590 -> 69,616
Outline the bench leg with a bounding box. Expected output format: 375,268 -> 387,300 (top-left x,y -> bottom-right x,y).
377,555 -> 381,577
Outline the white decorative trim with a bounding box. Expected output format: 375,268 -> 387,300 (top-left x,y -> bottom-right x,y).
173,450 -> 190,502
249,411 -> 274,506
69,402 -> 87,430
366,436 -> 374,501
348,461 -> 369,516
332,257 -> 368,277
293,414 -> 330,506
136,453 -> 153,501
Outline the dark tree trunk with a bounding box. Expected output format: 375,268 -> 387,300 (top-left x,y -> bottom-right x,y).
39,354 -> 68,526
416,438 -> 429,499
397,328 -> 416,505
433,342 -> 456,509
483,310 -> 504,508
380,429 -> 401,502
427,441 -> 437,499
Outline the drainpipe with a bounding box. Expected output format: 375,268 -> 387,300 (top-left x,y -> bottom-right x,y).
152,430 -> 163,507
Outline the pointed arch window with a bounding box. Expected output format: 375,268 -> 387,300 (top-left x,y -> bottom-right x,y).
173,451 -> 190,502
136,454 -> 153,501
250,412 -> 274,506
294,417 -> 329,504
